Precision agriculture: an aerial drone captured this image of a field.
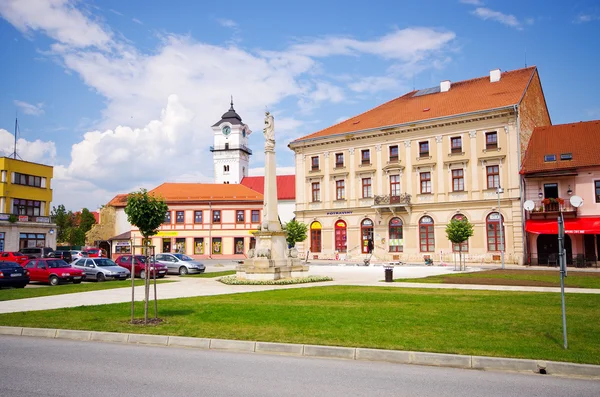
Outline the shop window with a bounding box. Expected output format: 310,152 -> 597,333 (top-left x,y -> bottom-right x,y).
361,218 -> 374,254
334,220 -> 347,253
234,237 -> 244,254
194,238 -> 204,254
389,218 -> 403,252
0,232 -> 5,252
212,237 -> 222,255
310,221 -> 322,253
19,233 -> 45,250
419,216 -> 434,252
175,238 -> 186,254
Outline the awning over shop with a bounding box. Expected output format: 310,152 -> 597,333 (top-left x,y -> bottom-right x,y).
526,217 -> 600,235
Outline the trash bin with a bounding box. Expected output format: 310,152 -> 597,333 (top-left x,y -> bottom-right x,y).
384,265 -> 394,282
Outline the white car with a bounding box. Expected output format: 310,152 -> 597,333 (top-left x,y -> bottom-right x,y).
154,253 -> 206,275
70,250 -> 89,261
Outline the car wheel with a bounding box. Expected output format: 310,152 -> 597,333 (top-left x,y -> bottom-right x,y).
139,270 -> 145,279
97,273 -> 105,282
179,266 -> 188,276
49,275 -> 60,286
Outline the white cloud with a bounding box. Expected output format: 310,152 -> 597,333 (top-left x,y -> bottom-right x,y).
0,128 -> 56,164
13,100 -> 45,116
0,1 -> 458,210
109,9 -> 123,16
0,0 -> 112,48
217,18 -> 237,28
459,0 -> 483,5
472,7 -> 522,29
348,76 -> 400,93
575,14 -> 600,23
132,18 -> 142,25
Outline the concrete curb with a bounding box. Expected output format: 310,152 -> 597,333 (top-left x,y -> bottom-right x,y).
1,326 -> 599,379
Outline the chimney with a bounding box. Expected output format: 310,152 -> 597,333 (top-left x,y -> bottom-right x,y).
490,69 -> 501,83
440,80 -> 451,92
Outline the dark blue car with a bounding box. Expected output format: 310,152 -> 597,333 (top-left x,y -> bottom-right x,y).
0,261 -> 30,288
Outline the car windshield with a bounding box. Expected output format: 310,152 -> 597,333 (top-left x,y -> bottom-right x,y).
173,254 -> 193,261
46,260 -> 71,268
94,259 -> 118,267
135,256 -> 147,263
0,261 -> 20,268
14,253 -> 25,257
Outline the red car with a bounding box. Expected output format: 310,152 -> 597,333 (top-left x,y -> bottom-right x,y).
114,255 -> 167,278
85,248 -> 104,258
23,258 -> 85,286
0,251 -> 29,265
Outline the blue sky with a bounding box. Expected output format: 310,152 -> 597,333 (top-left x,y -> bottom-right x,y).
0,0 -> 599,211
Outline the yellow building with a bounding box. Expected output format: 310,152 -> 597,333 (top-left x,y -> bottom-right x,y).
0,157 -> 56,251
289,67 -> 551,265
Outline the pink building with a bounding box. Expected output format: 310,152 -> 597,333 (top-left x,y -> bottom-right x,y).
521,120 -> 600,266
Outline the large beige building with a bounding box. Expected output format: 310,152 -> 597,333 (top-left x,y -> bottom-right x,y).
289,67 -> 551,265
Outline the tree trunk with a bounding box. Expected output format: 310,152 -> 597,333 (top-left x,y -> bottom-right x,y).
144,246 -> 149,324
153,247 -> 158,319
130,239 -> 135,323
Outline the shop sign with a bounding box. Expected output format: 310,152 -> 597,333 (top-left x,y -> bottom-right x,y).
327,211 -> 352,216
156,231 -> 178,236
362,219 -> 373,226
19,216 -> 29,222
420,216 -> 433,224
0,214 -> 9,221
115,241 -> 130,246
310,222 -> 322,230
336,221 -> 347,228
35,217 -> 50,223
390,218 -> 402,225
489,213 -> 501,221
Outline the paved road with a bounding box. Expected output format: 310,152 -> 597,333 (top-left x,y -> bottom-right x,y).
0,336 -> 598,397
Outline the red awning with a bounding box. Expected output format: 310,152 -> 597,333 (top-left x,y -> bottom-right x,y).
526,217 -> 600,235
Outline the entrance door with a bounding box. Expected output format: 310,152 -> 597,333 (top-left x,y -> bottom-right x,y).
544,183 -> 558,199
310,221 -> 322,252
335,220 -> 347,253
584,235 -> 597,262
361,219 -> 374,253
536,234 -> 573,265
162,238 -> 171,253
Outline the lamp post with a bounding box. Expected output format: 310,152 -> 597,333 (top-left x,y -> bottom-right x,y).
496,185 -> 505,270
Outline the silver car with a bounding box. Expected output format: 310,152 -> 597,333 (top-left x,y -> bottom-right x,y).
71,258 -> 130,281
154,253 -> 205,275
70,250 -> 89,262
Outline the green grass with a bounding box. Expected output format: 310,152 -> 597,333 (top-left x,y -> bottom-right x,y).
183,270 -> 236,278
395,269 -> 600,289
0,279 -> 175,301
1,286 -> 599,365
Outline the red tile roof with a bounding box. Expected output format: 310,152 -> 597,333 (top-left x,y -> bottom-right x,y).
240,175 -> 296,200
149,183 -> 263,202
521,120 -> 600,174
292,67 -> 537,143
107,194 -> 128,207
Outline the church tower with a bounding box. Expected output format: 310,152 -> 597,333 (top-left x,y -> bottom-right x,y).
211,99 -> 252,184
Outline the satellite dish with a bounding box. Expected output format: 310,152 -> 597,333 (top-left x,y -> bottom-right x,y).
523,200 -> 535,211
570,195 -> 584,208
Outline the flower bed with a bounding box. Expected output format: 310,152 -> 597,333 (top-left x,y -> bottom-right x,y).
219,275 -> 333,285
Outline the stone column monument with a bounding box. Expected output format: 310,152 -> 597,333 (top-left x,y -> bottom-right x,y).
237,112 -> 309,280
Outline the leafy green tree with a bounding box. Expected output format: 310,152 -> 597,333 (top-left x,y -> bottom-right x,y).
78,208 -> 97,235
124,189 -> 168,324
51,205 -> 75,244
445,217 -> 474,271
68,228 -> 86,246
283,219 -> 308,248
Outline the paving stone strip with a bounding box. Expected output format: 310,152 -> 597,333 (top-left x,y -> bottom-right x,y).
2,325 -> 599,379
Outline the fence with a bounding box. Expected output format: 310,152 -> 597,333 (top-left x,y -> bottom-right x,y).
526,253 -> 599,268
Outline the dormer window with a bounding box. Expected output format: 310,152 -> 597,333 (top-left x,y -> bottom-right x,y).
560,153 -> 572,161
544,154 -> 556,162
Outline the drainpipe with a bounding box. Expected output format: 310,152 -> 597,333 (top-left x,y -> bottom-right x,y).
515,104 -> 527,265
208,201 -> 212,259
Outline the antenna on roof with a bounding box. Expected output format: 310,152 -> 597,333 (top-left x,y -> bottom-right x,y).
10,112 -> 22,160
524,47 -> 527,68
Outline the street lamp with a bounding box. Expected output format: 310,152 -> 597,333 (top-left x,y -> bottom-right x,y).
496,185 -> 505,270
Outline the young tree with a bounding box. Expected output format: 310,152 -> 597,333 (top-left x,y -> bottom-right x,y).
283,219 -> 308,248
445,218 -> 474,271
124,189 -> 168,324
51,205 -> 75,244
78,208 -> 97,235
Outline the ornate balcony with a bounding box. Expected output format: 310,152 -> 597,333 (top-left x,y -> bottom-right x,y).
527,199 -> 578,220
373,194 -> 412,214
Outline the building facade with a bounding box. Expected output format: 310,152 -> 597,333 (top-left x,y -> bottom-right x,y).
522,120 -> 600,266
127,183 -> 263,258
289,67 -> 551,265
0,157 -> 56,251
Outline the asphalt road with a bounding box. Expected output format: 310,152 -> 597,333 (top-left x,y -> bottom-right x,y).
1,336 -> 599,397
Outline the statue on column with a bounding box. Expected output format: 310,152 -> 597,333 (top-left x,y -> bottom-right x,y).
264,111 -> 275,151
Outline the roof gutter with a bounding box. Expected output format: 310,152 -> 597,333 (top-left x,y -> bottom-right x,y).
289,105 -> 517,148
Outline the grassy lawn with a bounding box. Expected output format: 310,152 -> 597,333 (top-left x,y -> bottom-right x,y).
0,279 -> 175,301
1,286 -> 599,365
183,270 -> 236,278
395,269 -> 600,289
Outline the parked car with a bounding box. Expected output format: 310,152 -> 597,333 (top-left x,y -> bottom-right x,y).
154,253 -> 205,275
0,261 -> 30,288
114,255 -> 168,278
0,251 -> 29,265
21,247 -> 54,259
84,248 -> 103,258
70,250 -> 89,261
23,258 -> 85,286
47,250 -> 73,263
71,258 -> 130,282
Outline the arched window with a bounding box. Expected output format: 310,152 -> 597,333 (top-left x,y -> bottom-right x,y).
486,212 -> 504,252
361,218 -> 374,253
310,221 -> 322,253
335,220 -> 347,253
389,217 -> 403,252
452,214 -> 469,253
419,216 -> 434,252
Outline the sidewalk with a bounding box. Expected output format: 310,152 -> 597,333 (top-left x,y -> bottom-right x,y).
1,264 -> 599,314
